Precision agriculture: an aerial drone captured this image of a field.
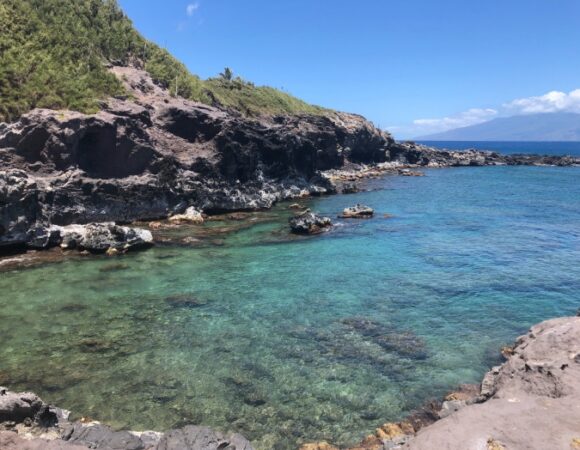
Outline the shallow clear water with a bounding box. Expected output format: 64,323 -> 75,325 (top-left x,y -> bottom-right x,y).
1,166 -> 580,449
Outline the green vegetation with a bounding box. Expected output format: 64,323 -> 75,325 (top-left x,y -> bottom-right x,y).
0,0 -> 326,122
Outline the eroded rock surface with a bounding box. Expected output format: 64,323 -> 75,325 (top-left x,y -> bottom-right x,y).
289,211 -> 333,235
399,317 -> 580,450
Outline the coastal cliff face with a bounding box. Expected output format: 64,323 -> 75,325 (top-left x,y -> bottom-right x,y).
1,67 -> 578,251
0,68 -> 392,250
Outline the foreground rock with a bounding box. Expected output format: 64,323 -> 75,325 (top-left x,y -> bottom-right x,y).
336,316 -> 580,450
404,316 -> 580,450
27,223 -> 153,253
289,211 -> 333,235
0,387 -> 253,450
340,204 -> 374,219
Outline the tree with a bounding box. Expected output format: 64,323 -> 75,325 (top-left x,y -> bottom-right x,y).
219,67 -> 233,81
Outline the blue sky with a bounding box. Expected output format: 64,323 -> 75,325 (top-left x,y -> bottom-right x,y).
118,0 -> 580,138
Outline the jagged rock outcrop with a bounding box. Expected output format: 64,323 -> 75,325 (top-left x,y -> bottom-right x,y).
289,211 -> 333,234
0,68 -> 391,250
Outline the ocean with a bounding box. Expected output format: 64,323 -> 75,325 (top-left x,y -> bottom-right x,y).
0,145 -> 579,449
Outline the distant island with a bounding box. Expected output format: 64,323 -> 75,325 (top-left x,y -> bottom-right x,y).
416,112 -> 580,141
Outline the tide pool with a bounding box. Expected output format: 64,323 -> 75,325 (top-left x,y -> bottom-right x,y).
1,166 -> 579,449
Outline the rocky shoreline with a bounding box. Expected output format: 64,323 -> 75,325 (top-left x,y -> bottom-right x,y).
300,316 -> 580,450
2,316 -> 579,450
1,66 -> 578,254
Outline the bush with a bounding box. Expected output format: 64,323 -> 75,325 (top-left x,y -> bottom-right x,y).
0,0 -> 327,122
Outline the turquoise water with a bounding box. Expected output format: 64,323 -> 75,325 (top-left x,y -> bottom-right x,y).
1,166 -> 580,449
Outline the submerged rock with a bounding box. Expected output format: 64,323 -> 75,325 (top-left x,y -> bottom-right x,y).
398,168 -> 425,177
341,317 -> 428,360
165,294 -> 207,308
340,183 -> 360,194
289,211 -> 333,235
339,204 -> 374,219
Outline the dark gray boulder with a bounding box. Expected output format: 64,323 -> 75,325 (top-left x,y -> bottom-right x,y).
289,211 -> 332,235
0,387 -> 58,427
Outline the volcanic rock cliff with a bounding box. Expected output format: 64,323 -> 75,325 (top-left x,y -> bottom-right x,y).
0,67 -> 393,250
0,67 -> 578,251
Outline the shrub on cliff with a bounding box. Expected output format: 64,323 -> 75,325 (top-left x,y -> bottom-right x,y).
0,0 -> 326,122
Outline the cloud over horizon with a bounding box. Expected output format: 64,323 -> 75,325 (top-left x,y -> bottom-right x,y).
504,89 -> 580,115
392,88 -> 580,138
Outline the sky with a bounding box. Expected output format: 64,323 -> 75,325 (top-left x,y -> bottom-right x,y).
118,0 -> 580,138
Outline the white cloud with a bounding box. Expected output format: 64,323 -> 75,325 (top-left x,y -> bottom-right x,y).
503,89 -> 580,114
389,88 -> 580,138
186,3 -> 199,16
412,108 -> 498,134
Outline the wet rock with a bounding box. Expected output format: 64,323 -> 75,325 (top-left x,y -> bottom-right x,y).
227,212 -> 248,221
289,211 -> 332,235
341,183 -> 360,194
169,207 -> 204,224
339,204 -> 374,219
398,169 -> 424,177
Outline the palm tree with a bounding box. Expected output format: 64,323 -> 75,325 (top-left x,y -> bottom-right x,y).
219,67 -> 233,81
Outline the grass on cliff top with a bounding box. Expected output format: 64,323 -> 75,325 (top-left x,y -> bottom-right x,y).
0,0 -> 326,122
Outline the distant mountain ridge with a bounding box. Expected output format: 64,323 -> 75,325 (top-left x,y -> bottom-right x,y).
416,112 -> 580,141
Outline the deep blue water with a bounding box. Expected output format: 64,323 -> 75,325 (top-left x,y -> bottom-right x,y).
417,140 -> 580,156
0,165 -> 579,449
